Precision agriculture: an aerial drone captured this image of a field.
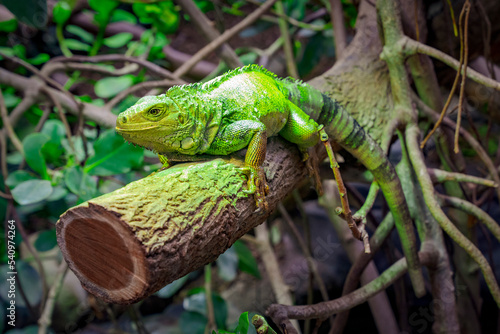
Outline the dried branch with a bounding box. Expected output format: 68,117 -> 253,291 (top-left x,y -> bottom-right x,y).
406,124 -> 500,307
401,36 -> 500,92
439,194 -> 500,243
173,0 -> 278,78
49,54 -> 182,81
175,0 -> 243,69
0,88 -> 23,154
0,68 -> 116,128
38,261 -> 68,334
329,0 -> 347,59
415,96 -> 500,205
254,222 -> 302,333
267,251 -> 434,333
428,168 -> 497,188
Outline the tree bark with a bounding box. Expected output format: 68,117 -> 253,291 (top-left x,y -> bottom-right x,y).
56,139 -> 314,304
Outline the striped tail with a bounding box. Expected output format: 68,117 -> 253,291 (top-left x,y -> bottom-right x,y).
279,77 -> 426,297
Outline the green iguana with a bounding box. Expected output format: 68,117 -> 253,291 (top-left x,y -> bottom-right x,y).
115,64 -> 424,295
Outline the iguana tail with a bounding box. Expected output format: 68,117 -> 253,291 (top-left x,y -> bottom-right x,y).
279,78 -> 426,297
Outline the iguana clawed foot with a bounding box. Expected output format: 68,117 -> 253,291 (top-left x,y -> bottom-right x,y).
240,165 -> 269,213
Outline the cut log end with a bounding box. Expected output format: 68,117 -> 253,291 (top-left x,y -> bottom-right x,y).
57,203 -> 149,304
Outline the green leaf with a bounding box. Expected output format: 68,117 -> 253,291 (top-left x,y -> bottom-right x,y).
23,133 -> 50,179
234,312 -> 250,334
111,9 -> 137,25
64,166 -> 97,201
65,38 -> 91,51
217,246 -> 238,281
0,18 -> 18,32
1,89 -> 21,108
183,291 -> 227,329
0,261 -> 42,307
11,180 -> 52,205
234,240 -> 261,279
179,311 -> 206,334
1,0 -> 47,28
34,229 -> 57,252
156,274 -> 189,298
41,120 -> 66,164
46,185 -> 68,202
66,25 -> 95,43
103,32 -> 133,48
5,170 -> 37,188
53,1 -> 72,24
133,2 -> 179,34
94,75 -> 134,98
27,53 -> 49,65
85,129 -> 143,176
89,0 -> 119,25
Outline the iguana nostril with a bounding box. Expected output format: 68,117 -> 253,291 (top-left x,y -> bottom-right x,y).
119,116 -> 127,124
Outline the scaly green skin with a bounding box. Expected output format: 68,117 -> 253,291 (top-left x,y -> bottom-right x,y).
116,65 -> 423,293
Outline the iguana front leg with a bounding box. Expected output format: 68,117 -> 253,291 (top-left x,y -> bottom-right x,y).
206,120 -> 270,212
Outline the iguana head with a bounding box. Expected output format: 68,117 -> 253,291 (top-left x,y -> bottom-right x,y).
116,94 -> 200,154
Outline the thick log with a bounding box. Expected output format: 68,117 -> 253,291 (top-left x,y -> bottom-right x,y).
56,139 -> 312,304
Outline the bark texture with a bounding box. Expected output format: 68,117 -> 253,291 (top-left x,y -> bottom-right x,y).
57,139 -> 313,304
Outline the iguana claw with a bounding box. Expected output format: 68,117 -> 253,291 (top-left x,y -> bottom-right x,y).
240,166 -> 269,212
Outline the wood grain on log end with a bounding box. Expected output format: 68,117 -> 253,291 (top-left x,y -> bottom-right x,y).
57,204 -> 148,303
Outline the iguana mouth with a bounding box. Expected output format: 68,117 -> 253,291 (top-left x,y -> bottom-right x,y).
115,125 -> 160,132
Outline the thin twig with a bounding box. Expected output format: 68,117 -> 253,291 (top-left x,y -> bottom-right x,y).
49,54 -> 181,80
419,4 -> 467,148
454,0 -> 471,153
173,0 -> 278,78
0,52 -> 80,106
329,0 -> 347,58
277,203 -> 330,302
0,88 -> 24,154
428,168 -> 497,188
175,0 -> 243,69
204,264 -> 216,334
254,223 -> 302,333
329,213 -> 395,334
406,124 -> 500,307
275,0 -> 299,78
415,95 -> 500,206
401,36 -> 500,92
267,251 -> 434,326
439,194 -> 500,243
38,261 -> 69,334
105,79 -> 183,109
42,87 -> 77,160
321,129 -> 370,253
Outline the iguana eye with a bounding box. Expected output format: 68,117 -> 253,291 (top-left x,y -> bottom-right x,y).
149,108 -> 161,116
178,114 -> 185,124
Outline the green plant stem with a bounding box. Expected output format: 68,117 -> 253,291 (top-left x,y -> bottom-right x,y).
89,16 -> 111,57
405,124 -> 500,307
275,0 -> 299,78
428,168 -> 497,188
438,194 -> 500,243
56,24 -> 73,57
